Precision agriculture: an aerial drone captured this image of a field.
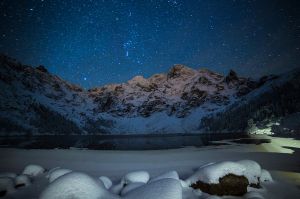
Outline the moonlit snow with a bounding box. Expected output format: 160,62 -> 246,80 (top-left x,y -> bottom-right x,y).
123,171 -> 150,184
123,178 -> 182,199
149,170 -> 179,183
39,172 -> 119,199
260,169 -> 273,182
0,136 -> 299,199
47,168 -> 72,183
237,160 -> 262,185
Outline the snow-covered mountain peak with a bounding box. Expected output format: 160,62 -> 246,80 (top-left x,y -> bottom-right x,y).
1,54 -> 298,135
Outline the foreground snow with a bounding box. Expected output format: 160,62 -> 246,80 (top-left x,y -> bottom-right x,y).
0,135 -> 299,199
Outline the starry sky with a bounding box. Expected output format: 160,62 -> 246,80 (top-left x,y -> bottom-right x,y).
0,0 -> 299,88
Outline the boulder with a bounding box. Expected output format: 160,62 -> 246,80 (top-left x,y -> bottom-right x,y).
191,174 -> 249,196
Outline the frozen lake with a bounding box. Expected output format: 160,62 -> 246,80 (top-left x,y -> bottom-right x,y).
0,133 -> 273,150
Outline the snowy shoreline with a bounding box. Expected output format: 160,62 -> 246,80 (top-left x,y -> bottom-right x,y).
0,135 -> 299,198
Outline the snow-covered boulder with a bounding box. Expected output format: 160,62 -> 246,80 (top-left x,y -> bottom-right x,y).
124,178 -> 182,199
187,161 -> 249,196
237,160 -> 261,186
99,176 -> 113,189
15,174 -> 31,188
260,169 -> 273,183
121,182 -> 145,196
0,172 -> 17,179
23,164 -> 45,177
0,177 -> 15,196
39,172 -> 120,199
186,161 -> 246,185
149,170 -> 179,183
123,171 -> 150,184
48,168 -> 72,183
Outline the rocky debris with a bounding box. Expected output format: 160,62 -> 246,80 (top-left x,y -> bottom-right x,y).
191,174 -> 249,196
225,69 -> 239,83
167,64 -> 195,79
181,88 -> 207,107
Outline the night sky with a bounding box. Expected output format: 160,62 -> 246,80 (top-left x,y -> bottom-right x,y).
0,0 -> 299,88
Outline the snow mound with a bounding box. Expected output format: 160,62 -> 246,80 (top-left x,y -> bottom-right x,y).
39,172 -> 120,199
185,161 -> 246,184
149,170 -> 179,183
23,164 -> 45,177
48,168 -> 72,183
123,171 -> 150,184
121,182 -> 145,196
260,169 -> 273,182
124,178 -> 182,199
0,177 -> 15,195
237,160 -> 261,184
244,191 -> 265,199
99,176 -> 113,189
15,174 -> 31,187
0,172 -> 17,179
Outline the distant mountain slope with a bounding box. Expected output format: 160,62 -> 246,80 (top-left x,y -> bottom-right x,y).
0,54 -> 299,135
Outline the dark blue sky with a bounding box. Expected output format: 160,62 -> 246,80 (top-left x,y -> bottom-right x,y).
0,0 -> 299,88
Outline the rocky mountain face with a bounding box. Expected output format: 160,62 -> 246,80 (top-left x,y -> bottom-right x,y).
0,54 -> 299,135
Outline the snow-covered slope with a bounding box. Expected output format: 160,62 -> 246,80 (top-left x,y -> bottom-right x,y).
0,54 -> 298,135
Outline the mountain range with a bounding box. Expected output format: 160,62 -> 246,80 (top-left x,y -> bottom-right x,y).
0,54 -> 299,135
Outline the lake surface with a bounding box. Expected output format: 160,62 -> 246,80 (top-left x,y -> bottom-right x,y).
0,133 -> 273,150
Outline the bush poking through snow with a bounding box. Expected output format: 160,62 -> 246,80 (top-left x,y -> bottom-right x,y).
23,164 -> 45,177
260,169 -> 273,183
48,168 -> 72,183
123,178 -> 182,199
14,175 -> 31,188
39,172 -> 120,199
0,177 -> 15,197
99,176 -> 113,189
123,171 -> 150,184
121,182 -> 145,196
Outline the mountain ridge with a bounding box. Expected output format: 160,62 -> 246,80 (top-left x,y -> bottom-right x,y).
0,54 -> 299,135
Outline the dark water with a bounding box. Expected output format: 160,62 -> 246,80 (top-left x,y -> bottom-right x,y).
0,133 -> 272,150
